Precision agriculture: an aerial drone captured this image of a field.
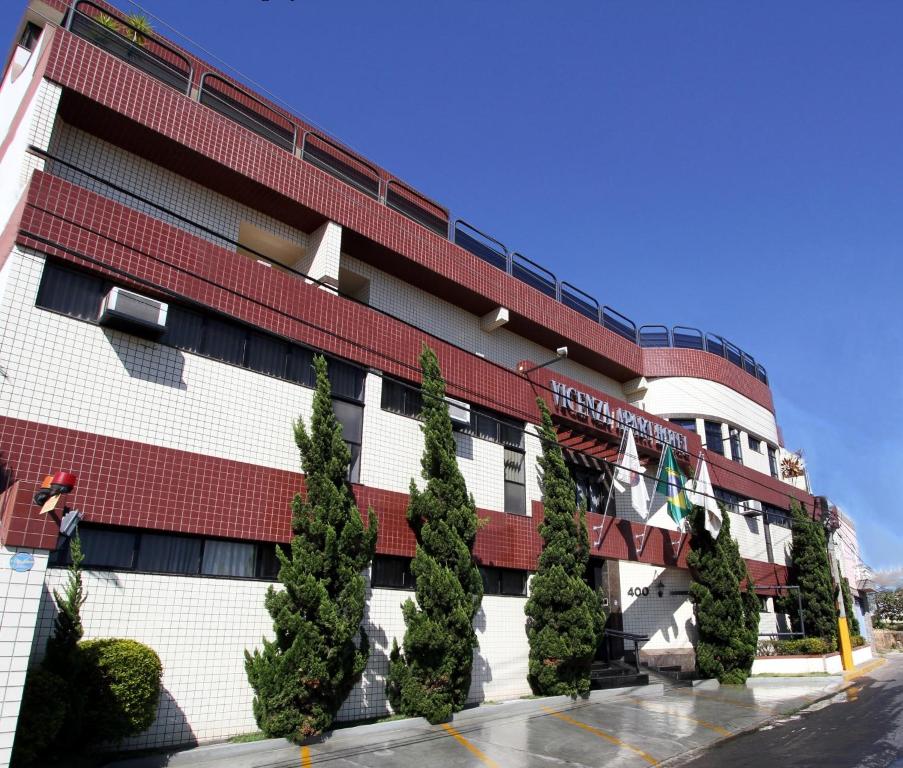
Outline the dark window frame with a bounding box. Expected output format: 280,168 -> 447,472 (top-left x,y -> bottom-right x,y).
704,420 -> 724,455
479,566 -> 529,597
371,555 -> 416,590
50,524 -> 287,581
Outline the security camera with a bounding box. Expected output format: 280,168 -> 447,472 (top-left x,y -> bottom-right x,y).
556,346 -> 568,358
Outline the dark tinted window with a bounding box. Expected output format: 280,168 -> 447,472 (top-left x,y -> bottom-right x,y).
480,566 -> 528,596
79,527 -> 137,569
704,421 -> 724,455
202,316 -> 246,365
137,533 -> 201,573
372,556 -> 415,589
36,261 -> 106,321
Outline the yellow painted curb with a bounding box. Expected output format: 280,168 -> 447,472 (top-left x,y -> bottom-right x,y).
844,656 -> 886,681
300,744 -> 312,767
541,705 -> 659,765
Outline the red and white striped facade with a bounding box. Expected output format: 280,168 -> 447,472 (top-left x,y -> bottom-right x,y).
0,1 -> 826,760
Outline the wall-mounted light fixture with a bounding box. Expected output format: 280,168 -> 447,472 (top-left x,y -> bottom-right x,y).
517,346 -> 568,376
657,580 -> 665,598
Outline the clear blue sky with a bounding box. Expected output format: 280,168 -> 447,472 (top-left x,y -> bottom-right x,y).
3,1 -> 901,571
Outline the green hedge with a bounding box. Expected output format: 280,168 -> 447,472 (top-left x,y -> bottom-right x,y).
758,634 -> 867,656
12,668 -> 68,767
78,639 -> 162,744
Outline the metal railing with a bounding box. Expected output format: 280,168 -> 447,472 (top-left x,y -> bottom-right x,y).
62,1 -> 769,387
602,628 -> 649,673
68,1 -> 192,94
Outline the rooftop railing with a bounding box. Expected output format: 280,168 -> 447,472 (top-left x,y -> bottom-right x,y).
62,0 -> 768,388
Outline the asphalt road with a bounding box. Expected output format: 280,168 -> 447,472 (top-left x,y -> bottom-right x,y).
676,655 -> 903,768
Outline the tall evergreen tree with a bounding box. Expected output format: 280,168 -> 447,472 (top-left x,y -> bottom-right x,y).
687,507 -> 759,684
44,533 -> 86,675
840,577 -> 861,636
245,355 -> 377,740
386,346 -> 483,724
525,399 -> 603,696
779,500 -> 837,641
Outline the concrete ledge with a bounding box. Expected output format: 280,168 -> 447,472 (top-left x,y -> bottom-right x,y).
692,678 -> 720,690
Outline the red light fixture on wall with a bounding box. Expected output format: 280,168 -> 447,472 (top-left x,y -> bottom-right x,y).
33,471 -> 77,509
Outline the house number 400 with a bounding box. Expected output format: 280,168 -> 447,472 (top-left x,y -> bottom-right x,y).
627,587 -> 650,597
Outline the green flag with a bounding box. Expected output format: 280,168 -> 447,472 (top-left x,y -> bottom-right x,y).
655,446 -> 691,526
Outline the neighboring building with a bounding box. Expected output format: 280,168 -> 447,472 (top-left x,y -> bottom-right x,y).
0,1 -> 861,762
834,506 -> 874,640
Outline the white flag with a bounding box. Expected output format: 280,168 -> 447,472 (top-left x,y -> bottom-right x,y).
687,457 -> 722,538
614,429 -> 650,520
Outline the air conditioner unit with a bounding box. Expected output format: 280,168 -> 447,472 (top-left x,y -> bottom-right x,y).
99,287 -> 168,339
445,397 -> 471,425
740,499 -> 762,517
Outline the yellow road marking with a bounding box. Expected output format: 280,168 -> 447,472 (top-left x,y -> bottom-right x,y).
541,705 -> 659,765
626,697 -> 731,736
440,722 -> 501,768
300,745 -> 312,767
844,657 -> 886,681
670,688 -> 770,712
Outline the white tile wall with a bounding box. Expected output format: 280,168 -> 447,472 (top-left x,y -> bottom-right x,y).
618,562 -> 695,651
33,568 -> 272,748
0,249 -> 317,473
360,374 -> 542,513
47,123 -> 309,255
0,547 -> 48,768
32,568 -> 530,747
342,254 -> 625,399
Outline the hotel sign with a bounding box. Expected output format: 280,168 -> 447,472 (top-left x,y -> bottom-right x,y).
550,380 -> 688,452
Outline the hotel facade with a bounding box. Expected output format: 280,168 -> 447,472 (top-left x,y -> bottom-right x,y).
0,1 -> 859,761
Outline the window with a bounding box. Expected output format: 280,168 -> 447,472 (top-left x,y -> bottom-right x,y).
713,487 -> 741,514
371,556 -> 415,589
77,527 -> 137,569
570,465 -> 607,514
136,533 -> 201,574
669,418 -> 697,434
763,505 -> 791,528
36,260 -> 366,401
768,446 -> 779,478
51,525 -> 286,580
704,421 -> 724,455
333,398 -> 364,483
380,377 -> 422,418
480,566 -> 528,596
748,435 -> 762,453
504,447 -> 526,515
729,428 -> 743,464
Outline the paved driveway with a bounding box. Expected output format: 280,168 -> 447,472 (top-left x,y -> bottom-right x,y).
108,675 -> 860,768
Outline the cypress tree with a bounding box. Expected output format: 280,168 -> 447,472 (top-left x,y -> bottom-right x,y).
245,354 -> 377,740
840,577 -> 861,636
779,500 -> 837,641
44,533 -> 86,675
386,346 -> 483,724
524,399 -> 604,697
687,507 -> 759,684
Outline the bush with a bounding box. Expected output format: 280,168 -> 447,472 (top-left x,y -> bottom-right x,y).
850,634 -> 866,648
78,639 -> 162,744
11,667 -> 68,767
773,637 -> 834,656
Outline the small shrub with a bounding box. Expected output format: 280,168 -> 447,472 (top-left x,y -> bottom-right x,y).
850,634 -> 866,648
79,639 -> 162,744
774,637 -> 834,655
11,667 -> 68,767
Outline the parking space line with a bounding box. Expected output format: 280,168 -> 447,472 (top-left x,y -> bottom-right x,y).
626,698 -> 731,736
669,688 -> 770,711
300,745 -> 312,767
440,722 -> 501,767
541,705 -> 659,765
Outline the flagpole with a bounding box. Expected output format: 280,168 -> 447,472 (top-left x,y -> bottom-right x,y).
593,425 -> 627,547
636,448 -> 666,556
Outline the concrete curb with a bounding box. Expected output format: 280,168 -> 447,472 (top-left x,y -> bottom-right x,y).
746,675 -> 843,688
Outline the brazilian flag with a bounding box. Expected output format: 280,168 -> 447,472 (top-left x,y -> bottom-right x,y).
655,446 -> 691,526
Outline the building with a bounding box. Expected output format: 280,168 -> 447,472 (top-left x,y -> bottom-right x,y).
0,1 -> 854,762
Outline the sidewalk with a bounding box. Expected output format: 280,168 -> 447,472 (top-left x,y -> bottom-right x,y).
103,668 -> 875,768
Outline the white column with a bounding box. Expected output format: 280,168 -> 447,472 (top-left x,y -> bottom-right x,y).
299,221 -> 341,290
0,546 -> 49,768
